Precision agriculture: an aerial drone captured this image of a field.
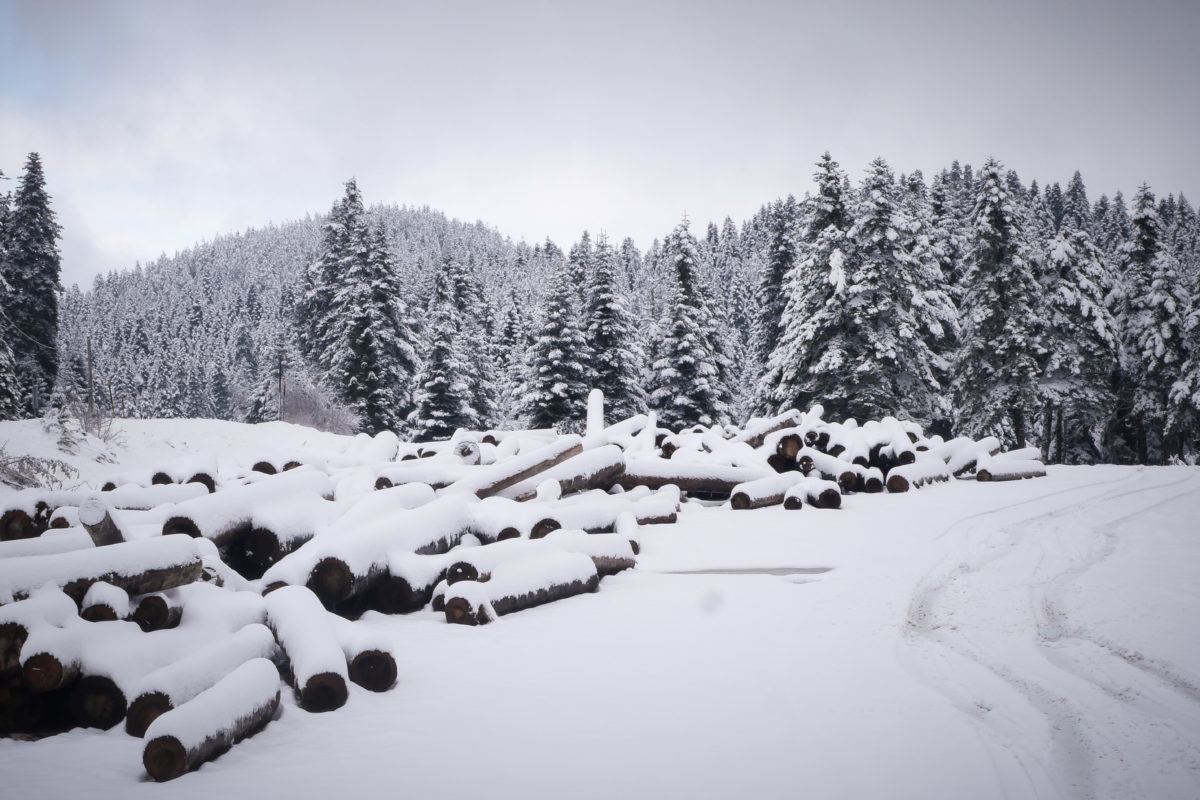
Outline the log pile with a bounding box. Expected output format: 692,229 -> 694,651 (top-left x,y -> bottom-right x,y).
0,392 -> 1041,780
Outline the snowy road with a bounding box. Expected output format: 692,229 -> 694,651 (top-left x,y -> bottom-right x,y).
1,420 -> 1197,800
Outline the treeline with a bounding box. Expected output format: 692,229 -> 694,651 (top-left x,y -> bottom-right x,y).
23,152 -> 1200,464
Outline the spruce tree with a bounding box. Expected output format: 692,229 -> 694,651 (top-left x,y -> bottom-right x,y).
520,263 -> 592,430
758,152 -> 852,416
1115,185 -> 1188,461
583,234 -> 645,421
754,196 -> 799,369
3,154 -> 62,413
648,219 -> 730,430
1038,172 -> 1120,463
411,271 -> 475,440
0,174 -> 22,419
324,225 -> 420,434
952,158 -> 1043,447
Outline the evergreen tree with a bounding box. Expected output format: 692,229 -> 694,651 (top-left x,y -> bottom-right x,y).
758,152 -> 852,416
1038,175 -> 1120,463
0,173 -> 22,419
583,234 -> 645,421
3,154 -> 62,413
648,219 -> 730,430
520,262 -> 592,430
411,272 -> 475,440
754,195 -> 799,368
1114,185 -> 1188,461
324,225 -> 420,434
952,158 -> 1043,447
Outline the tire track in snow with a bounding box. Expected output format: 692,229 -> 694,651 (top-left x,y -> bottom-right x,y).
900,469 -> 1199,800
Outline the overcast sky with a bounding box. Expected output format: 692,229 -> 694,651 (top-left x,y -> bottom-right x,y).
2,0 -> 1198,288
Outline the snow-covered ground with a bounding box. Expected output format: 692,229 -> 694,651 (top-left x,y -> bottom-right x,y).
2,420 -> 1198,799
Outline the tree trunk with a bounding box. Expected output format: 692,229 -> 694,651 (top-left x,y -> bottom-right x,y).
78,500 -> 127,547
1010,406 -> 1027,449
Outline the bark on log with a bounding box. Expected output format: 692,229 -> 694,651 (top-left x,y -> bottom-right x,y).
69,674 -> 127,729
0,535 -> 204,605
730,473 -> 805,510
976,460 -> 1047,482
614,459 -> 769,499
502,445 -> 626,502
731,410 -> 803,449
142,658 -> 280,782
448,436 -> 584,499
782,479 -> 842,510
78,498 -> 127,546
443,552 -> 600,625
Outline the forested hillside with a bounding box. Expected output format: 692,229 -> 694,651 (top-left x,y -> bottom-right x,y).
50,155 -> 1200,463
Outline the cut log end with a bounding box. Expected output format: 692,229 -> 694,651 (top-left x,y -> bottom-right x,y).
307,558 -> 354,608
143,735 -> 189,782
162,516 -> 202,538
299,672 -> 348,713
529,518 -> 561,539
886,474 -> 911,494
446,562 -> 480,585
0,509 -> 36,541
374,477 -> 393,490
251,461 -> 278,475
186,473 -> 217,493
132,596 -> 181,632
348,650 -> 397,693
444,596 -> 483,626
367,574 -> 427,614
730,492 -> 752,511
783,496 -> 804,511
70,674 -> 127,729
126,691 -> 172,738
817,488 -> 842,510
151,472 -> 174,486
496,527 -> 521,541
80,604 -> 119,623
23,653 -> 77,693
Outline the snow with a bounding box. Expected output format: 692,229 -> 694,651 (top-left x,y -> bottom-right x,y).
81,581 -> 130,618
0,525 -> 94,558
133,623 -> 279,706
142,657 -> 280,752
1,421 -> 1199,799
443,550 -> 599,614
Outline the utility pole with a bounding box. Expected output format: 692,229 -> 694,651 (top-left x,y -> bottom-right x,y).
87,337 -> 95,416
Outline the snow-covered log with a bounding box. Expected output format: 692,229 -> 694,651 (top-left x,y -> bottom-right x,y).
885,459 -> 953,493
239,494 -> 346,577
330,617 -> 397,693
0,589 -> 77,677
499,445 -> 626,502
730,410 -> 803,449
263,586 -> 348,712
537,487 -> 680,535
443,551 -> 600,626
0,526 -> 94,559
782,478 -> 842,510
142,657 -> 280,782
78,497 -> 129,547
995,446 -> 1043,462
615,457 -> 770,499
98,482 -> 211,510
934,436 -> 1002,475
374,460 -> 471,490
730,472 -> 806,510
975,458 -> 1047,482
262,496 -> 471,609
126,623 -> 279,737
794,447 -> 859,493
0,535 -> 204,605
162,469 -> 334,548
541,529 -> 637,576
80,582 -> 130,623
584,414 -> 649,451
445,435 -> 583,498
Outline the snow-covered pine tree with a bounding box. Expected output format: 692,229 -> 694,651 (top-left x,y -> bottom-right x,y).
582,234 -> 645,421
3,154 -> 62,413
0,174 -> 22,419
568,231 -> 593,303
520,261 -> 592,431
648,218 -> 730,430
1114,185 -> 1188,462
324,225 -> 420,434
410,270 -> 476,440
1037,170 -> 1120,463
757,152 -> 853,416
753,195 -> 799,372
835,158 -> 951,425
952,158 -> 1043,448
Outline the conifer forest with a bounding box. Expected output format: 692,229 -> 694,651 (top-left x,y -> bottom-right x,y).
2,151 -> 1200,465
